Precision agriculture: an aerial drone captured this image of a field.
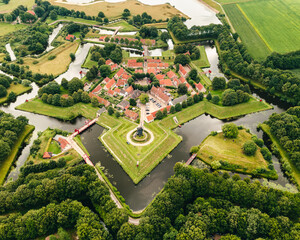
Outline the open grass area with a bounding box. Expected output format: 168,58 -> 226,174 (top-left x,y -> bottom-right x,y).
0,125 -> 34,185
98,113 -> 182,184
49,0 -> 188,20
160,98 -> 272,130
82,48 -> 97,69
0,83 -> 32,105
47,15 -> 100,25
48,141 -> 61,155
144,22 -> 168,29
192,46 -> 210,68
105,20 -> 138,32
0,0 -> 35,13
197,129 -> 276,178
23,41 -> 79,76
238,0 -> 300,54
260,124 -> 300,187
16,98 -> 99,120
223,4 -> 271,60
0,22 -> 27,36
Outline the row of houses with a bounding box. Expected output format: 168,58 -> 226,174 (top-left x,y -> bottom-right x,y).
98,36 -> 156,46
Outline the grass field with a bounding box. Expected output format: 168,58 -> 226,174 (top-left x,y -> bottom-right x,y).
47,16 -> 100,25
16,98 -> 99,120
0,125 -> 34,185
23,41 -> 79,76
0,84 -> 32,105
0,22 -> 27,36
197,129 -> 275,178
105,20 -> 138,32
223,4 -> 271,60
0,0 -> 35,13
144,22 -> 168,29
48,141 -> 61,155
98,113 -> 182,184
260,124 -> 300,187
238,0 -> 300,54
49,0 -> 188,20
82,48 -> 97,69
160,98 -> 272,130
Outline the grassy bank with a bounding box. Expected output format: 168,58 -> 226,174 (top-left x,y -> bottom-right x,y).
74,135 -> 90,157
23,41 -> 79,76
16,98 -> 99,120
260,124 -> 300,187
197,129 -> 277,179
98,113 -> 182,184
160,98 -> 272,130
105,20 -> 138,32
82,48 -> 97,69
0,84 -> 32,105
0,125 -> 35,185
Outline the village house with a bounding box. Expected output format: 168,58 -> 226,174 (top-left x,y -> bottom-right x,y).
151,105 -> 171,119
171,95 -> 188,105
127,59 -> 143,68
92,84 -> 102,95
167,71 -> 176,79
103,77 -> 111,84
150,86 -> 170,105
125,86 -> 134,95
104,79 -> 116,90
159,79 -> 173,87
195,82 -> 206,92
89,93 -> 110,107
66,34 -> 76,41
179,64 -> 188,78
155,74 -> 165,81
172,78 -> 180,88
125,109 -> 139,121
107,89 -> 115,97
43,152 -> 52,159
27,10 -> 36,16
111,64 -> 118,71
146,114 -> 154,123
117,100 -> 130,110
114,68 -> 125,79
99,36 -> 107,42
130,89 -> 142,99
135,69 -> 144,74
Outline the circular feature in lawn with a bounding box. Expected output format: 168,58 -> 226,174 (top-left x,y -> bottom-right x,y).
126,128 -> 154,146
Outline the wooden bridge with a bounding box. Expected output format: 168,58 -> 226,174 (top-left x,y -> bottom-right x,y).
71,118 -> 98,138
186,154 -> 197,165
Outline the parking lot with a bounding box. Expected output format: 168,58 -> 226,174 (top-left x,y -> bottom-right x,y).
146,94 -> 167,115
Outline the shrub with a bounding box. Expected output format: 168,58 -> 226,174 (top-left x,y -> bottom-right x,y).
190,146 -> 199,154
243,140 -> 257,156
48,55 -> 56,60
222,123 -> 238,139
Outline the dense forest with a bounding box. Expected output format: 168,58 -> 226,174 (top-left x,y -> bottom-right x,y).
168,17 -> 300,106
264,51 -> 300,70
265,107 -> 300,170
0,111 -> 28,162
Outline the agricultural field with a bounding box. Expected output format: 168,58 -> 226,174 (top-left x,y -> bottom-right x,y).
98,113 -> 182,184
49,0 -> 188,20
223,0 -> 300,60
23,41 -> 79,76
223,4 -> 271,60
197,129 -> 275,178
0,0 -> 35,13
0,22 -> 27,37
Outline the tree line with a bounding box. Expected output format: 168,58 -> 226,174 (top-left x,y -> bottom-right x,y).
263,50 -> 300,70
0,111 -> 28,163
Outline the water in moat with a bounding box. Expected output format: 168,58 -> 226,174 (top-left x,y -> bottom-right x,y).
0,0 -> 297,211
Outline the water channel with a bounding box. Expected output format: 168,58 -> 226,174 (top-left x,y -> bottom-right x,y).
0,0 -> 297,211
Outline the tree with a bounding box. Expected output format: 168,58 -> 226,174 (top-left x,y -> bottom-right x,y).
108,107 -> 114,115
222,123 -> 239,138
70,53 -> 75,62
190,146 -> 199,154
139,93 -> 149,104
49,10 -> 58,21
68,78 -> 83,94
222,89 -> 238,106
160,32 -> 170,42
129,98 -> 136,106
98,11 -> 105,18
178,83 -> 187,95
175,103 -> 182,112
81,92 -> 90,103
206,92 -> 212,101
110,48 -> 122,64
243,140 -> 257,156
189,69 -> 198,80
212,77 -> 226,90
211,95 -> 220,104
99,65 -> 111,78
3,0 -> 10,4
91,97 -> 99,107
174,54 -> 191,66
156,110 -> 163,120
34,6 -> 45,18
98,58 -> 105,67
170,106 -> 175,114
0,85 -> 7,97
0,139 -> 10,161
61,78 -> 68,90
182,100 -> 187,108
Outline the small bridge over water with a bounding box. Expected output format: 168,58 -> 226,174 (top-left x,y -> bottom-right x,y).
186,154 -> 197,165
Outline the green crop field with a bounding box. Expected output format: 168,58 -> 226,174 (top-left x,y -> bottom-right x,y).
98,113 -> 182,184
216,0 -> 249,4
223,4 -> 271,60
238,0 -> 300,54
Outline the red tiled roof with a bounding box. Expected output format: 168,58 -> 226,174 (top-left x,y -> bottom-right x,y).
179,77 -> 186,84
111,64 -> 118,71
92,84 -> 102,94
115,68 -> 125,78
125,86 -> 134,94
195,82 -> 204,92
155,74 -> 165,80
150,86 -> 169,103
147,59 -> 161,63
151,105 -> 171,118
147,68 -> 157,74
107,89 -> 114,96
159,79 -> 173,87
135,69 -> 144,73
173,78 -> 180,87
167,71 -> 176,79
146,114 -> 154,122
105,79 -> 116,89
116,79 -> 126,87
99,36 -> 107,41
27,10 -> 36,16
148,63 -> 158,68
43,152 -> 52,159
179,64 -> 187,76
125,109 -> 139,120
66,34 -> 75,41
106,59 -> 113,65
58,137 -> 68,150
114,88 -> 121,93
103,77 -> 111,83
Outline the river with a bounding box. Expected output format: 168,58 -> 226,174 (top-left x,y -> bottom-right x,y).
0,0 -> 297,211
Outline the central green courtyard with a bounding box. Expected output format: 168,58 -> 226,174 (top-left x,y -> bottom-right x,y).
98,113 -> 182,184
